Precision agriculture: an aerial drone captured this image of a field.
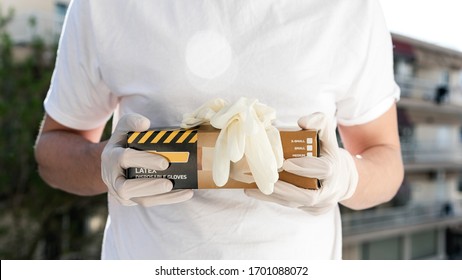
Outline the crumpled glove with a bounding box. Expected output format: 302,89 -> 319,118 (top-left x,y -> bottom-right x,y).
245,112 -> 358,214
101,113 -> 193,207
181,97 -> 283,194
210,98 -> 283,194
181,98 -> 228,129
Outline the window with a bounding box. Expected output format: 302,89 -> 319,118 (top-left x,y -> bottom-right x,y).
439,70 -> 450,86
411,230 -> 438,259
362,237 -> 403,260
457,175 -> 462,192
54,2 -> 69,37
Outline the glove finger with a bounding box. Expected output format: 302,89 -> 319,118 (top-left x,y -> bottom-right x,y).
227,118 -> 245,162
101,147 -> 126,193
272,180 -> 319,207
282,157 -> 332,179
180,118 -> 204,129
108,175 -> 137,206
244,189 -> 303,208
181,98 -> 227,128
243,99 -> 260,133
109,113 -> 151,146
254,101 -> 277,127
120,148 -> 170,170
210,98 -> 248,128
131,189 -> 194,207
101,146 -> 121,182
245,129 -> 278,194
266,126 -> 284,169
213,126 -> 231,186
116,178 -> 173,200
297,113 -> 338,152
298,112 -> 327,131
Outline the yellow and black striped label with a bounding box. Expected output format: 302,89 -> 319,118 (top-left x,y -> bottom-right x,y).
125,129 -> 198,189
127,129 -> 198,145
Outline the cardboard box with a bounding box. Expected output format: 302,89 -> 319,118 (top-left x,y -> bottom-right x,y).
126,125 -> 320,190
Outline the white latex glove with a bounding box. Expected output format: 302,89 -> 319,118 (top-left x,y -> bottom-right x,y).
181,98 -> 227,129
101,113 -> 193,207
210,97 -> 283,194
180,97 -> 283,195
245,112 -> 358,214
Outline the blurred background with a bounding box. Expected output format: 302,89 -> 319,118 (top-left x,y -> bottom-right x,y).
1,0 -> 462,260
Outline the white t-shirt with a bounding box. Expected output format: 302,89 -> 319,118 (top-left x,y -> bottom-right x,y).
45,0 -> 399,259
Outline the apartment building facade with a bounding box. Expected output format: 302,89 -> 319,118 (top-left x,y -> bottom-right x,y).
342,33 -> 462,260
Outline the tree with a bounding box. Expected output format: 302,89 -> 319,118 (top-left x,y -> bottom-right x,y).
0,6 -> 108,259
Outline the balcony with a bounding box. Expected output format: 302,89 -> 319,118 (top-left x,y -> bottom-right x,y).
342,76 -> 462,258
342,200 -> 462,242
396,74 -> 462,107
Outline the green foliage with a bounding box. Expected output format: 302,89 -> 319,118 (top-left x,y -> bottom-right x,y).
0,6 -> 107,259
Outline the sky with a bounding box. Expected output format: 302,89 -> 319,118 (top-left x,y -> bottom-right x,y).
379,0 -> 462,52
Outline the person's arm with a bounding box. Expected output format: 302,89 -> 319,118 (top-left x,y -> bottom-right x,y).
338,103 -> 404,210
34,113 -> 108,196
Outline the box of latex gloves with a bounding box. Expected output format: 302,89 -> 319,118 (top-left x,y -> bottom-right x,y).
125,98 -> 320,194
126,126 -> 319,191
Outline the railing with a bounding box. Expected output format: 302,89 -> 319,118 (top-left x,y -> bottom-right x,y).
395,75 -> 462,106
400,139 -> 462,164
395,75 -> 440,101
342,199 -> 462,236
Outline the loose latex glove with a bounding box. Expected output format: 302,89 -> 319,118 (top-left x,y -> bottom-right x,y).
101,113 -> 193,207
181,99 -> 228,129
210,97 -> 283,194
245,112 -> 358,214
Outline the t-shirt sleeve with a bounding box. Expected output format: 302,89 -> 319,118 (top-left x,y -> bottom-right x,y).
335,0 -> 400,126
44,0 -> 118,130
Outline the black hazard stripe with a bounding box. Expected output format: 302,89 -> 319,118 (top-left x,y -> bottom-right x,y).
127,130 -> 198,144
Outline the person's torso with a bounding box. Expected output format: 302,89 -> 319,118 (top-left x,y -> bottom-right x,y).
92,0 -> 360,259
89,0 -> 364,127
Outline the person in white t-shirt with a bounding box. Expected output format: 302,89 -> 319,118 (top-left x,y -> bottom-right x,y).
34,0 -> 404,259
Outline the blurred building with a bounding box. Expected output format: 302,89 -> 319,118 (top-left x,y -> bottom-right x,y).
342,33 -> 462,260
2,0 -> 71,43
1,0 -> 71,60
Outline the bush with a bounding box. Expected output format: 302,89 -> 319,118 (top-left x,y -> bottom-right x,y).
0,6 -> 107,260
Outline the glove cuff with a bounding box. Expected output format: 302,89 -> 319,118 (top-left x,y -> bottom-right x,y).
338,148 -> 359,201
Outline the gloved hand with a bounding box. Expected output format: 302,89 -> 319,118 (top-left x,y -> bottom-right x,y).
101,113 -> 193,207
245,112 -> 358,214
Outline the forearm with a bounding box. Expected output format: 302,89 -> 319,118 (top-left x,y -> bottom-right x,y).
35,130 -> 108,196
340,144 -> 404,210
